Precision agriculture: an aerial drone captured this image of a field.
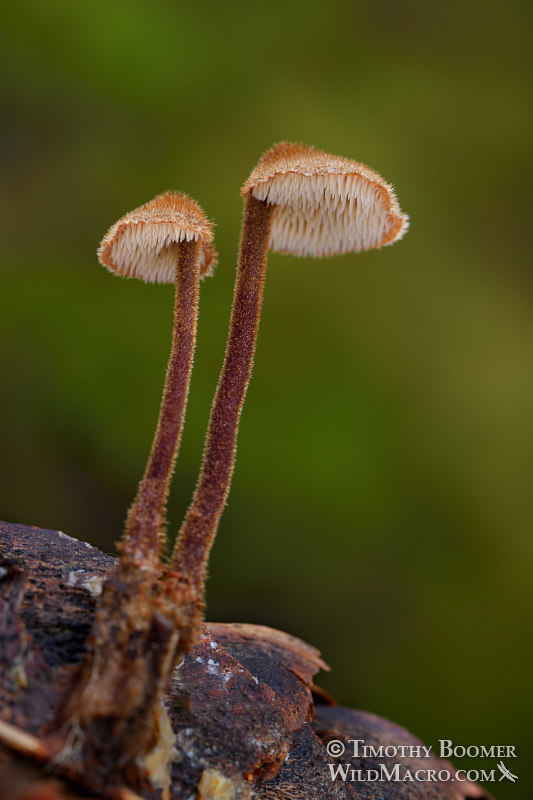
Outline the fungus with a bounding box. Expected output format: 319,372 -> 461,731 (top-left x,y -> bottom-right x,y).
170,142 -> 408,614
0,148 -> 494,800
48,194 -> 216,793
98,192 -> 216,577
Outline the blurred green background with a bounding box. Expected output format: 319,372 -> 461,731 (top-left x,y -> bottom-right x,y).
1,1 -> 531,796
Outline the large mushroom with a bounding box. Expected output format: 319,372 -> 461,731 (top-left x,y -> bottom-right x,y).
170,142 -> 408,616
98,192 -> 216,577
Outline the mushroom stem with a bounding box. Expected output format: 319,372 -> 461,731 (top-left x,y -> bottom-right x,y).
122,239 -> 201,576
170,196 -> 274,597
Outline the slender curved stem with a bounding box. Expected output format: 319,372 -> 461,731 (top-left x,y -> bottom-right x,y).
121,239 -> 201,576
170,196 -> 274,599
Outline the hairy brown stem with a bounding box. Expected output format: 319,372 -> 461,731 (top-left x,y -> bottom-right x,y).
171,196 -> 274,598
121,239 -> 201,576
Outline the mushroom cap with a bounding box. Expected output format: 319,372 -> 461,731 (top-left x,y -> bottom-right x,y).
98,192 -> 217,283
241,142 -> 409,257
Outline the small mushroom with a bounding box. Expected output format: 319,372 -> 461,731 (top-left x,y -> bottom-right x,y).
51,195 -> 216,789
170,142 -> 408,611
98,192 -> 216,576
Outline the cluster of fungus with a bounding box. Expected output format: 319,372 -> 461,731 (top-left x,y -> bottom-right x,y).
0,143 -> 489,800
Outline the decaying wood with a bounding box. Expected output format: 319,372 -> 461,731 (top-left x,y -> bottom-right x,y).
0,522 -> 492,800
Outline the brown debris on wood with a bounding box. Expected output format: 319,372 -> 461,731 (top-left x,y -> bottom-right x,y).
0,523 -> 114,739
255,725 -> 355,800
166,623 -> 323,796
208,623 -> 328,686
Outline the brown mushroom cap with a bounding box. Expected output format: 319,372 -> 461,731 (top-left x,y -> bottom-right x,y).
98,192 -> 217,283
241,142 -> 409,257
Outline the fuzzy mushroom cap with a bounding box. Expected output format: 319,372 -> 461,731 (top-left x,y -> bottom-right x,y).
98,192 -> 217,283
242,142 -> 409,257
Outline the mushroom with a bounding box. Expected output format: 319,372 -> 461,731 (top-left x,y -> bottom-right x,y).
53,194 -> 215,785
170,142 -> 408,615
0,151 -> 411,797
98,192 -> 216,577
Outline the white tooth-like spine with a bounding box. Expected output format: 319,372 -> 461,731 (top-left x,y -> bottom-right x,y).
257,169 -> 401,258
243,144 -> 408,257
108,223 -> 201,283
